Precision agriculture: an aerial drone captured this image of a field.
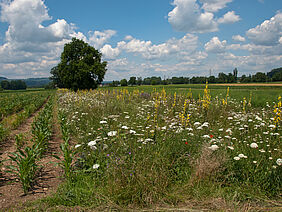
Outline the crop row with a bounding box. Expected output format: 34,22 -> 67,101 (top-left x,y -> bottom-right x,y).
0,91 -> 53,143
5,96 -> 54,194
0,91 -> 50,121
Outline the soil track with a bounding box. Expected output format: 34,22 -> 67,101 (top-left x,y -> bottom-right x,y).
0,99 -> 63,210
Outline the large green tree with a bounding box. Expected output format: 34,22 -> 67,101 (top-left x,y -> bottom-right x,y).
50,38 -> 107,91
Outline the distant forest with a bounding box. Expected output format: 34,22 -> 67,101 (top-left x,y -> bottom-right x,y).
0,67 -> 281,90
0,77 -> 51,90
108,67 -> 282,87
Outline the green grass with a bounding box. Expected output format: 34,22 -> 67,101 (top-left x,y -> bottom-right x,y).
101,84 -> 282,108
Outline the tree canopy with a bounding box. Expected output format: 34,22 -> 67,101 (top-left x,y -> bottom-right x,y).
50,38 -> 107,91
0,80 -> 27,90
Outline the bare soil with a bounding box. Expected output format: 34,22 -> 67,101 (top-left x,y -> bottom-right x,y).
0,101 -> 63,210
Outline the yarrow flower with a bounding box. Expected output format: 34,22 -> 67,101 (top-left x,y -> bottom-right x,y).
276,158 -> 282,166
88,140 -> 97,150
108,131 -> 117,137
100,120 -> 107,124
238,153 -> 247,158
268,124 -> 276,128
250,143 -> 258,148
75,144 -> 81,149
93,164 -> 100,169
208,145 -> 219,151
227,146 -> 234,150
234,156 -> 240,161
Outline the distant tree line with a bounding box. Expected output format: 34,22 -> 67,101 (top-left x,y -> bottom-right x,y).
0,80 -> 27,90
108,67 -> 282,86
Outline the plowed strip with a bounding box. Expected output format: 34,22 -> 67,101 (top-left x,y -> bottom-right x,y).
0,98 -> 63,210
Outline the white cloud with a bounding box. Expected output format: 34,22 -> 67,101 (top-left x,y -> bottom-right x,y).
232,35 -> 245,42
124,35 -> 133,41
200,0 -> 233,12
168,0 -> 218,33
218,11 -> 241,24
0,0 -> 117,78
246,12 -> 282,46
1,0 -> 73,44
117,33 -> 198,60
0,0 -> 78,78
205,37 -> 227,53
88,29 -> 116,49
100,44 -> 120,59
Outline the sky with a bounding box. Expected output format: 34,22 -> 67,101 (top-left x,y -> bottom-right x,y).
0,0 -> 281,80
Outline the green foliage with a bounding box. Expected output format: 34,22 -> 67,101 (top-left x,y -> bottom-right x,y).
31,100 -> 53,156
252,72 -> 269,82
55,112 -> 75,179
50,38 -> 107,91
49,87 -> 281,208
120,79 -> 127,86
267,67 -> 282,81
15,133 -> 25,149
0,80 -> 27,90
0,124 -> 7,143
1,80 -> 10,90
44,81 -> 56,90
128,77 -> 136,86
0,90 -> 50,120
6,144 -> 41,194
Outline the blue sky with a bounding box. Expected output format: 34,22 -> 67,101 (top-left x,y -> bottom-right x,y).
0,0 -> 281,80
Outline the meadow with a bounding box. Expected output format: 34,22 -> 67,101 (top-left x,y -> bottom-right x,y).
0,84 -> 281,210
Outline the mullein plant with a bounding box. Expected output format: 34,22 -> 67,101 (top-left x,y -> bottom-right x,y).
273,96 -> 281,128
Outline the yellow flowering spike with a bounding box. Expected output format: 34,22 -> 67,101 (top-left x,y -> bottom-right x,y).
202,81 -> 211,110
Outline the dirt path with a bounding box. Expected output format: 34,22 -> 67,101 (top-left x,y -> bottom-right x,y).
0,99 -> 64,210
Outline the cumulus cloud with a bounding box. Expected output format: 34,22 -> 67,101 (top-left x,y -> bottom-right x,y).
205,37 -> 227,53
246,12 -> 282,46
200,0 -> 233,12
218,11 -> 241,24
117,33 -> 198,60
0,0 -> 117,78
168,0 -> 218,33
100,44 -> 120,59
88,30 -> 116,49
232,35 -> 245,42
1,0 -> 73,44
0,0 -> 78,78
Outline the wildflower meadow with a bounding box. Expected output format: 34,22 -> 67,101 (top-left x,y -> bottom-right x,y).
44,85 -> 281,208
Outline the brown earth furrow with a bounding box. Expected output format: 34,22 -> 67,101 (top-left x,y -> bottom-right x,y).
0,98 -> 64,210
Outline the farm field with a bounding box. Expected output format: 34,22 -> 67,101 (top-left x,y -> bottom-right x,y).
0,90 -> 53,143
0,84 -> 281,211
